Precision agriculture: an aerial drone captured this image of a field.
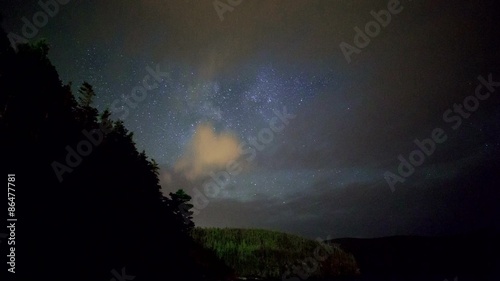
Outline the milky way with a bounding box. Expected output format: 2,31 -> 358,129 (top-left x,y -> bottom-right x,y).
1,0 -> 499,238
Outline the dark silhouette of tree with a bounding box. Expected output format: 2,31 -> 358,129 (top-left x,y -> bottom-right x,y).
76,81 -> 98,127
166,189 -> 195,234
0,24 -> 230,281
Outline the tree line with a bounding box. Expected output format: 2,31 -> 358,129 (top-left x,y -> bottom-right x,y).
0,21 -> 227,281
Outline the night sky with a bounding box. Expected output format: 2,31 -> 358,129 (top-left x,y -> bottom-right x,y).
2,0 -> 499,239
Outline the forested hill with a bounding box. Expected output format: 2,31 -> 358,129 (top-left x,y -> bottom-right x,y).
192,227 -> 360,280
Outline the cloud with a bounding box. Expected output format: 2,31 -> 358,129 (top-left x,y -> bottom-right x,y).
65,0 -> 365,79
174,123 -> 241,180
196,157 -> 500,238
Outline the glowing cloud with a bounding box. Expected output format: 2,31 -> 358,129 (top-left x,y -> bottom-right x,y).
175,123 -> 241,180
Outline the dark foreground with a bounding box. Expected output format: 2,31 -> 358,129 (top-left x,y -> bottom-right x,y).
328,232 -> 500,281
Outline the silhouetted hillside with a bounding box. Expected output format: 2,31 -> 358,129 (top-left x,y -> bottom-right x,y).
331,231 -> 500,281
0,25 -> 230,281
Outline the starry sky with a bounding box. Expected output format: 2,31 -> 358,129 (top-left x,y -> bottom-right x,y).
1,0 -> 499,238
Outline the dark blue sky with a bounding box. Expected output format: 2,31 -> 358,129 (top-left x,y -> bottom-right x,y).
2,0 -> 499,238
